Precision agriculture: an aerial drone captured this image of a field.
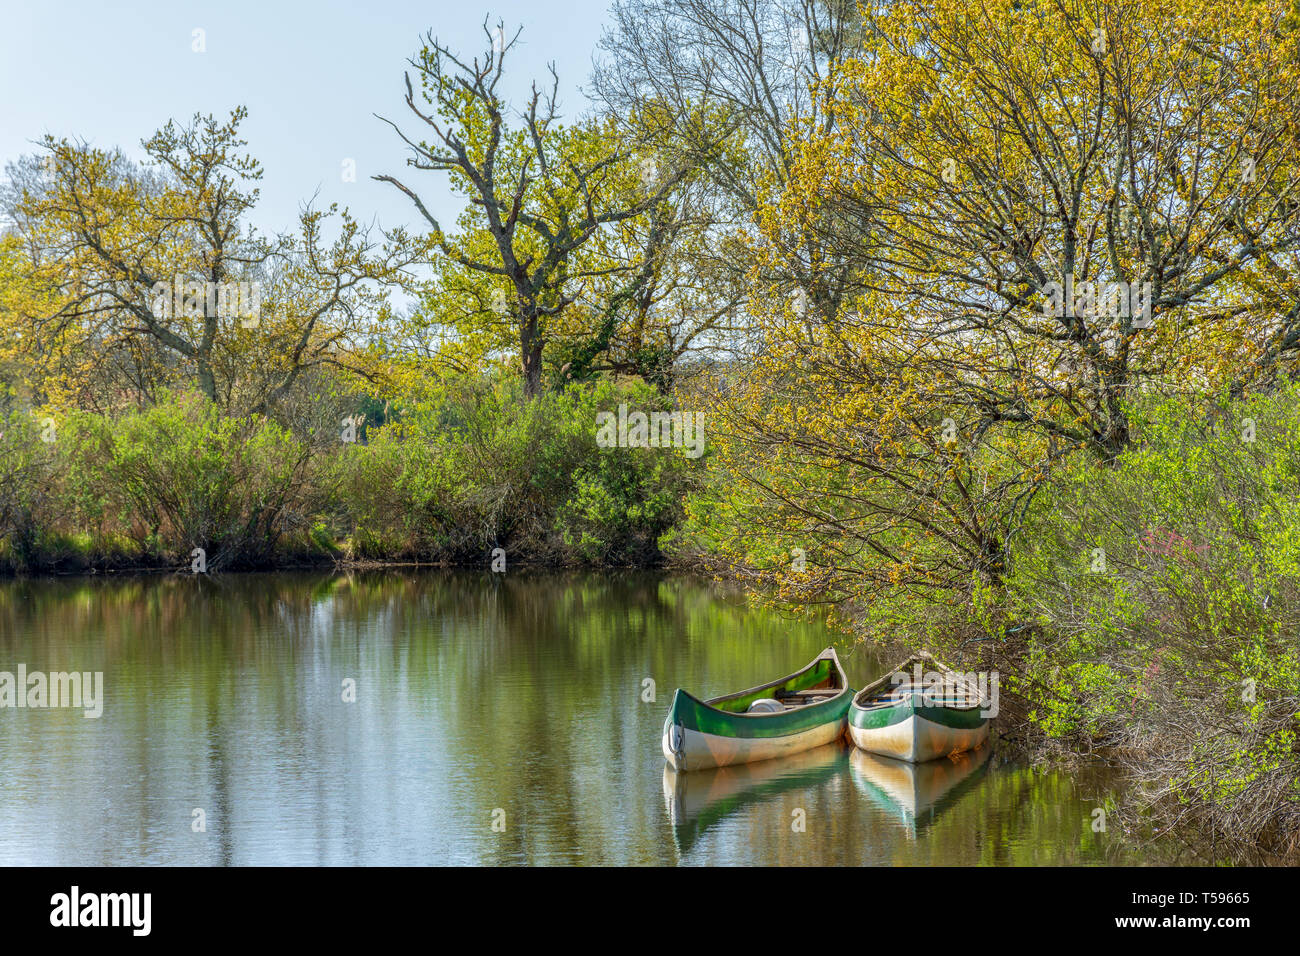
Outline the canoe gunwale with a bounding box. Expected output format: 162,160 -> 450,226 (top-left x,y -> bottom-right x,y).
849,695 -> 989,731
691,646 -> 851,721
853,696 -> 983,714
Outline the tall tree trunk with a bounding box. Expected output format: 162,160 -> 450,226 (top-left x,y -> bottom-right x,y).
196,356 -> 218,404
520,314 -> 544,398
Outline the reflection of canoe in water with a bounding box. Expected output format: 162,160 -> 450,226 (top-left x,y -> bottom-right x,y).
663,742 -> 850,856
849,745 -> 992,836
848,654 -> 990,762
662,647 -> 852,772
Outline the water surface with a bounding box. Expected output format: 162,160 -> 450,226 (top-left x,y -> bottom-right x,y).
0,571 -> 1134,865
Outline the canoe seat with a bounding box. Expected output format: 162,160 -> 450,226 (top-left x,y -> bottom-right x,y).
775,689 -> 835,708
747,698 -> 784,714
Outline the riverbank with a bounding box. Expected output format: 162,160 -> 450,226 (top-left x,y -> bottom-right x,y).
0,551 -> 665,577
0,378 -> 695,576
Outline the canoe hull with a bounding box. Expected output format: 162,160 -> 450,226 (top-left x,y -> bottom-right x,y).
848,707 -> 988,763
662,718 -> 847,773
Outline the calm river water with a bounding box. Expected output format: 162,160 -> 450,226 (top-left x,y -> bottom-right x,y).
0,571 -> 1139,865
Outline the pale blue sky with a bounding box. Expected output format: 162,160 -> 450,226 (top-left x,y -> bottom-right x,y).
1,0 -> 617,236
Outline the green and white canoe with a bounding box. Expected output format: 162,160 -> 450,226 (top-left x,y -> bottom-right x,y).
662,647 -> 852,772
848,654 -> 990,763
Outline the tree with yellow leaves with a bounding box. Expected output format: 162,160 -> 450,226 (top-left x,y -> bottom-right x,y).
2,108 -> 410,414
689,0 -> 1300,632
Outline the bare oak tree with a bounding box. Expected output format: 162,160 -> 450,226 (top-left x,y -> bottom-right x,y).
376,20 -> 690,396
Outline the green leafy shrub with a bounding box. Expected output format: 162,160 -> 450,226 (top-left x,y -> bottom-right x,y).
1007,384 -> 1300,859
0,408 -> 63,570
60,393 -> 315,570
330,377 -> 698,565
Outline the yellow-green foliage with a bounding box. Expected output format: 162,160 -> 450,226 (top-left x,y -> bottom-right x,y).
1009,384 -> 1300,847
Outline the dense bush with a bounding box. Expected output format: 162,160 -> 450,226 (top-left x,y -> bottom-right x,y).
59,394 -> 317,569
0,408 -> 62,570
1,379 -> 701,574
1006,385 -> 1300,859
329,376 -> 698,566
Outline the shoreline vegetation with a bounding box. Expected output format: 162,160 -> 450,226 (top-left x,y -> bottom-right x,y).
0,380 -> 697,577
4,1 -> 1300,864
